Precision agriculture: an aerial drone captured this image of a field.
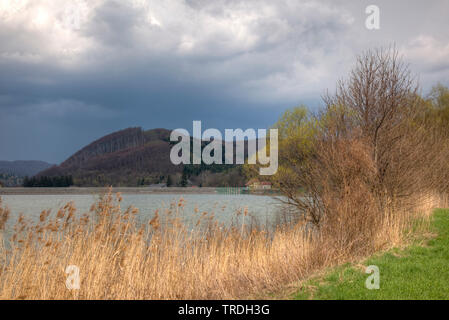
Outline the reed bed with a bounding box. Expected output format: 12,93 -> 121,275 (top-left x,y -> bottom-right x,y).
0,189 -> 441,300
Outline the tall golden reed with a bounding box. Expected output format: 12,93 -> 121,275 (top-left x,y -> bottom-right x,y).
0,189 -> 440,300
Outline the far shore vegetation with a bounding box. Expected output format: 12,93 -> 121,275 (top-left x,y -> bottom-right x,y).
22,175 -> 74,188
0,47 -> 448,299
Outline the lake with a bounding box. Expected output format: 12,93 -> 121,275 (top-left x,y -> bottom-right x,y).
0,193 -> 289,234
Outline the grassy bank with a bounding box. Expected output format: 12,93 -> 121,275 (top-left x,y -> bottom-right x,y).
294,209 -> 449,300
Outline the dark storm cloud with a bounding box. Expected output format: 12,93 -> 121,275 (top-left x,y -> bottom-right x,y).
0,0 -> 448,163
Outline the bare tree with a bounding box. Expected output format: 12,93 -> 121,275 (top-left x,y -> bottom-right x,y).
274,47 -> 448,231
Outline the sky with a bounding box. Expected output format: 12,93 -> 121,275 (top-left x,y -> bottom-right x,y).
1,0 -> 449,164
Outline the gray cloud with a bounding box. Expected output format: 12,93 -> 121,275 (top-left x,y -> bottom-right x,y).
0,0 -> 448,163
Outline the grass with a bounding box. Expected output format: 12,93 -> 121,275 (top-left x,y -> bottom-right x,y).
294,209 -> 449,300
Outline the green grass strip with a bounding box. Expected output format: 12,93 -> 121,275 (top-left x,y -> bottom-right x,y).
294,209 -> 449,300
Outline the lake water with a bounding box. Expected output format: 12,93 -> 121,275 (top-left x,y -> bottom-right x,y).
0,194 -> 288,233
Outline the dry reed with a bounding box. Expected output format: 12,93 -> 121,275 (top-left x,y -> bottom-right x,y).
0,188 -> 440,300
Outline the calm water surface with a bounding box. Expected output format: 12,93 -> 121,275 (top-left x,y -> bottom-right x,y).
1,194 -> 286,232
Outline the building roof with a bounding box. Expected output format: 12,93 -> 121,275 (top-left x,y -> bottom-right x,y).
245,178 -> 272,186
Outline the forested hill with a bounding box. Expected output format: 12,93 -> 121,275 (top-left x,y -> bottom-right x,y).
36,127 -> 247,187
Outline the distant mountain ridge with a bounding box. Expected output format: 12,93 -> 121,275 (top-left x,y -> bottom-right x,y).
0,160 -> 54,177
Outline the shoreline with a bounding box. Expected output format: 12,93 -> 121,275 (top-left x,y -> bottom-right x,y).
0,187 -> 279,196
